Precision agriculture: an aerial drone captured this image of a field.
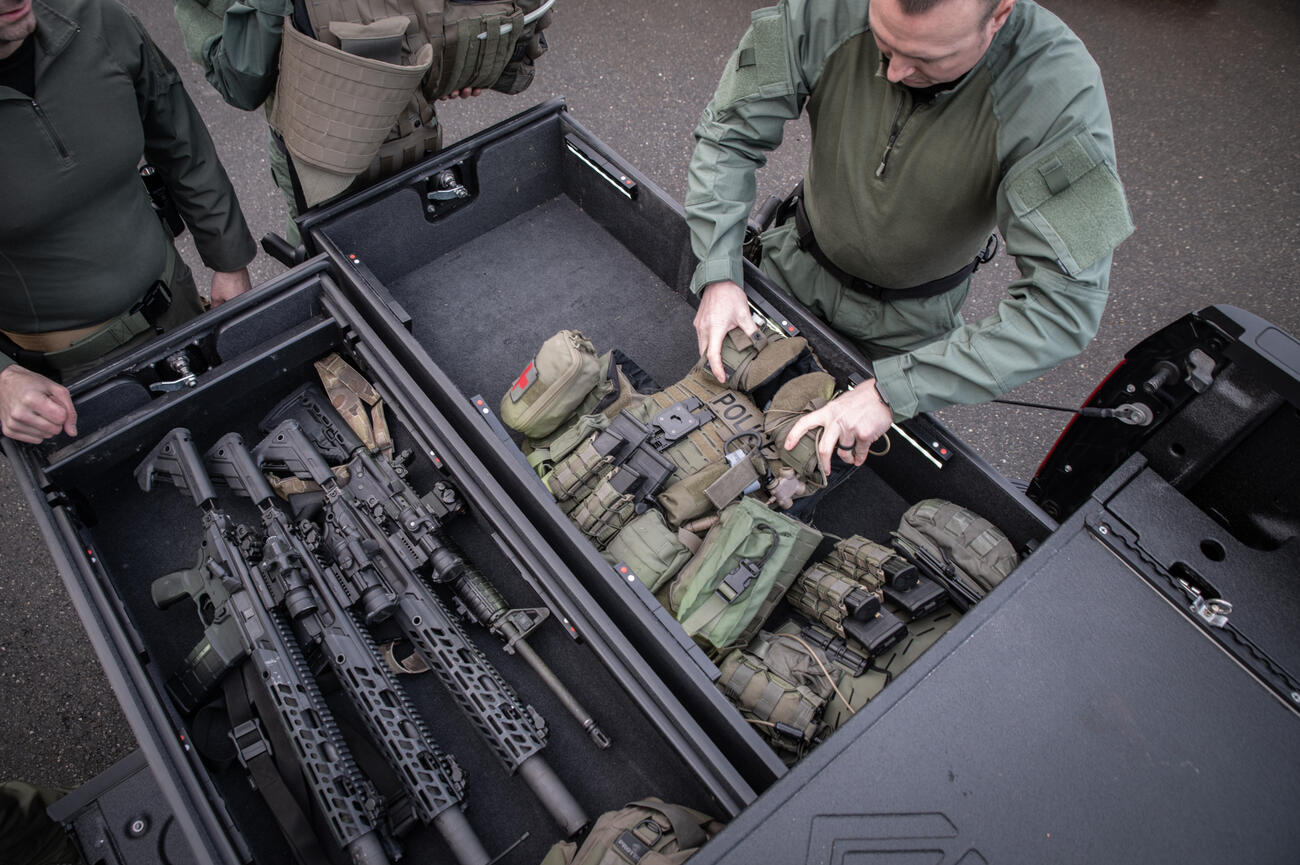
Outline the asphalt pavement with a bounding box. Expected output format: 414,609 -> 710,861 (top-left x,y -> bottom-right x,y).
2,0 -> 1297,804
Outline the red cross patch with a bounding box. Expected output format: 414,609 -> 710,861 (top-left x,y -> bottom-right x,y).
509,360 -> 538,402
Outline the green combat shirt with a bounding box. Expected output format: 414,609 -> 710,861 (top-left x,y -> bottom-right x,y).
685,0 -> 1134,420
0,0 -> 256,370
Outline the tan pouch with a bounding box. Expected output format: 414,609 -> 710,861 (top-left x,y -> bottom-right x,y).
500,330 -> 604,439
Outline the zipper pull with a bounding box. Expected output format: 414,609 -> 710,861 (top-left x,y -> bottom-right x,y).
875,148 -> 891,178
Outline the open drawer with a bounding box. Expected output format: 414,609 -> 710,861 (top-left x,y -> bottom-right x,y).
5,260 -> 758,865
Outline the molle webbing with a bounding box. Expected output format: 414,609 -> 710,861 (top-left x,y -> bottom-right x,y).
272,23 -> 433,178
630,370 -> 765,481
785,562 -> 876,637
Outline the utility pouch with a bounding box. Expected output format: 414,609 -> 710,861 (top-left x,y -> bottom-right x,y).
502,330 -> 604,439
763,370 -> 836,491
670,498 -> 822,652
656,461 -> 731,528
716,630 -> 837,753
893,499 -> 1019,592
540,797 -> 721,865
705,329 -> 822,408
605,510 -> 693,593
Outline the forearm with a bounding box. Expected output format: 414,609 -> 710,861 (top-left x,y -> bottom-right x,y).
872,257 -> 1111,419
135,32 -> 256,273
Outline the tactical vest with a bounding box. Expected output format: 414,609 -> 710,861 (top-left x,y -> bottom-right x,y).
273,0 -> 553,205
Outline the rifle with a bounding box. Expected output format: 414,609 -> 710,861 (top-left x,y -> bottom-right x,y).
254,419 -> 589,836
204,432 -> 491,865
271,382 -> 612,749
138,428 -> 391,865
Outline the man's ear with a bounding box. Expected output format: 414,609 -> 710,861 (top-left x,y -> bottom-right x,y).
989,0 -> 1016,34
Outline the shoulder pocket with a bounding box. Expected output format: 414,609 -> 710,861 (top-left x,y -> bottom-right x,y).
714,7 -> 792,109
1006,129 -> 1134,275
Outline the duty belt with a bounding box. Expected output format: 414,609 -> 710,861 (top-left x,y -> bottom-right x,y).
781,181 -> 999,302
3,245 -> 177,376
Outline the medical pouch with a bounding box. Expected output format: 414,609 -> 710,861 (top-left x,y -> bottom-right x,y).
604,510 -> 693,593
501,330 -> 604,439
669,498 -> 822,652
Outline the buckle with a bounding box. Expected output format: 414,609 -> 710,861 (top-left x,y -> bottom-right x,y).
130,280 -> 173,325
974,233 -> 1000,268
230,717 -> 271,770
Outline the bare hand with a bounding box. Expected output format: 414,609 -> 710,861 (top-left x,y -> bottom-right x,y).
438,87 -> 482,100
209,268 -> 252,307
0,365 -> 77,443
693,280 -> 756,383
783,380 -> 893,477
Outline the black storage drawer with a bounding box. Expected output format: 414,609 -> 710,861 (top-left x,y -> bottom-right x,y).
6,260 -> 755,865
304,99 -> 1054,781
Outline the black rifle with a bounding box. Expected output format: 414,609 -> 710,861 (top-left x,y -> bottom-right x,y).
254,419 -> 588,836
269,382 -> 611,749
138,428 -> 391,865
205,433 -> 491,865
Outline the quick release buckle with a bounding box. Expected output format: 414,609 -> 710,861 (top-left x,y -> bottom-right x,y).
613,817 -> 665,863
230,717 -> 271,770
714,524 -> 778,603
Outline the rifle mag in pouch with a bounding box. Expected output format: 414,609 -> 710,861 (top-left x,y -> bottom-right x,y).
502,330 -> 605,439
716,630 -> 838,754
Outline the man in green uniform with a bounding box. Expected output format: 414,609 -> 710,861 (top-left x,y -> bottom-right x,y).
0,0 -> 256,445
688,0 -> 1133,476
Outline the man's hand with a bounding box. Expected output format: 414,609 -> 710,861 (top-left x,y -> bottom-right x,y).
209,268 -> 252,307
438,87 -> 483,100
0,365 -> 77,444
694,280 -> 757,383
784,380 -> 893,477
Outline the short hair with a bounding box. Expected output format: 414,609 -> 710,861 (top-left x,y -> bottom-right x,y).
896,0 -> 1001,22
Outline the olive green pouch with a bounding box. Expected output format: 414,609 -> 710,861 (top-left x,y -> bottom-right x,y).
501,330 -> 604,439
669,497 -> 822,652
604,510 -> 693,593
763,371 -> 836,488
893,499 -> 1020,591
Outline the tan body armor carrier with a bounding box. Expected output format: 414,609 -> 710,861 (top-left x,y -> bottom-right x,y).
273,0 -> 553,205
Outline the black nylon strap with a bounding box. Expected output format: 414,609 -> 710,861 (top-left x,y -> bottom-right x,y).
225,665 -> 331,865
782,181 -> 993,301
